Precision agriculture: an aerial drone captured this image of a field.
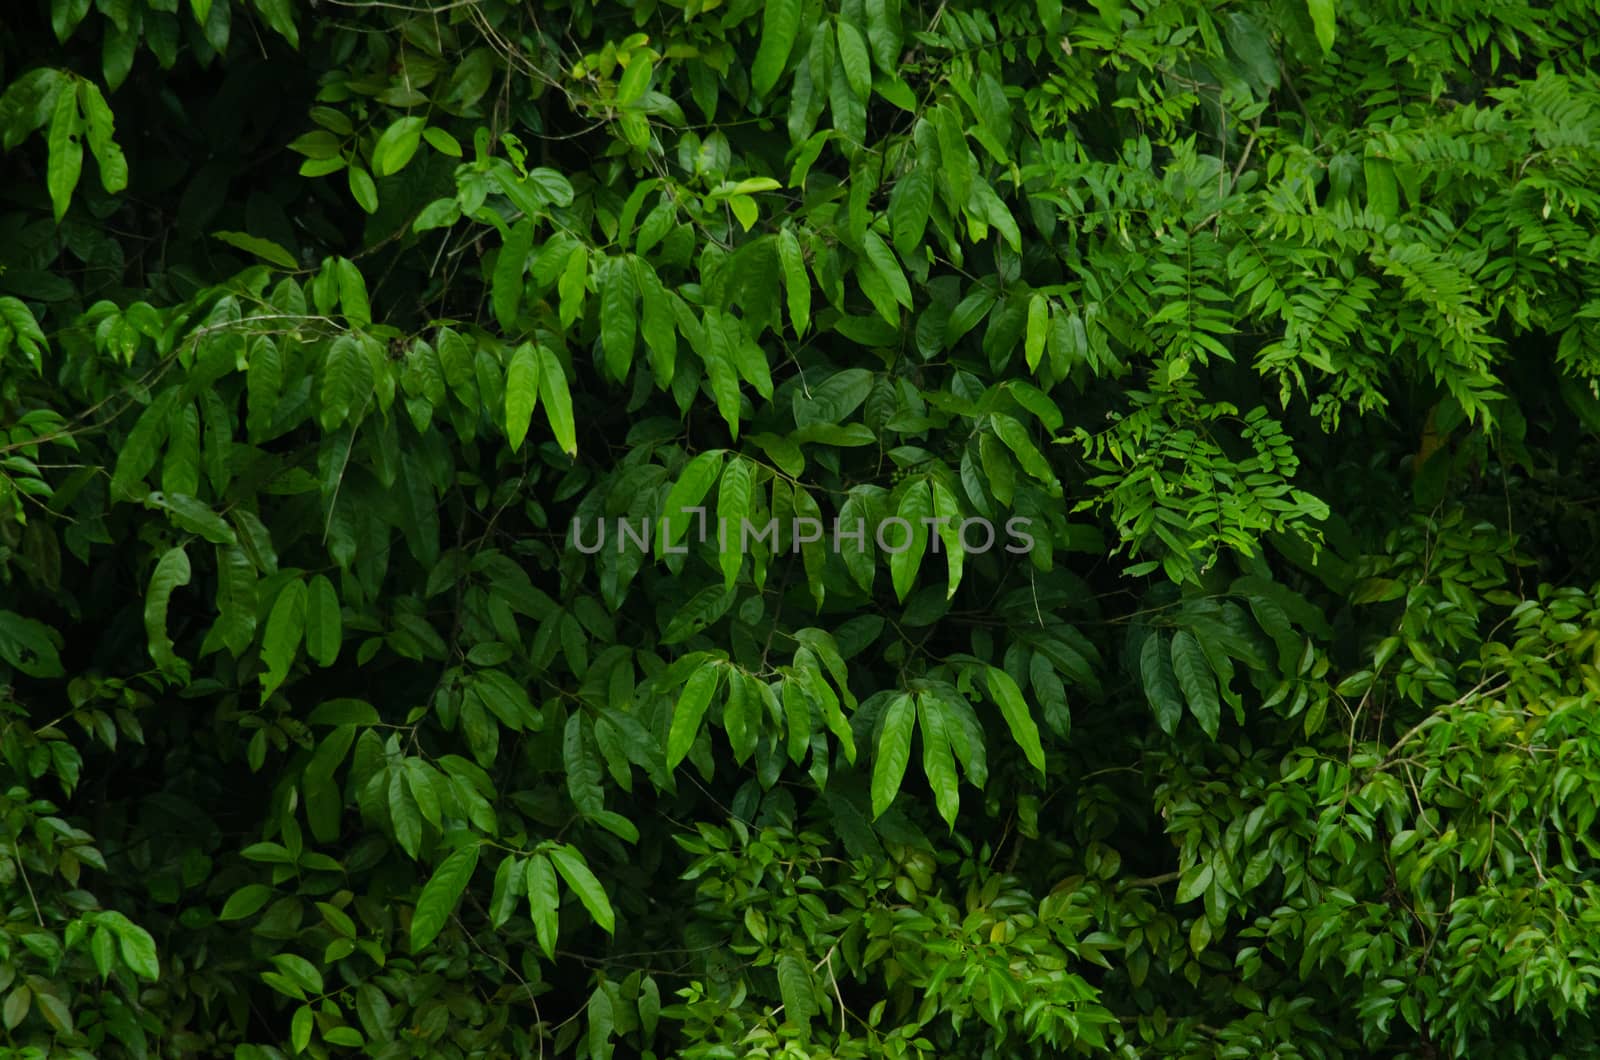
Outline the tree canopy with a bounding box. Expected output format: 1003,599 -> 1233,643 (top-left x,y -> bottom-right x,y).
3,0 -> 1600,1056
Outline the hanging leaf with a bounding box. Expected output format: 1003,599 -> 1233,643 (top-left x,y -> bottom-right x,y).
548,843 -> 615,934
667,664 -> 720,768
145,546 -> 192,681
1171,630 -> 1222,738
504,342 -> 541,452
409,843 -> 481,953
305,574 -> 342,666
916,692 -> 961,827
526,853 -> 560,958
870,692 -> 915,818
599,257 -> 638,381
984,666 -> 1046,778
1140,632 -> 1184,736
537,345 -> 577,456
751,0 -> 802,97
260,579 -> 306,703
492,218 -> 535,330
371,116 -> 425,177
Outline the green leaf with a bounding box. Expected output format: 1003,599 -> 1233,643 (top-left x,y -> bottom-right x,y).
637,261 -> 676,384
504,342 -> 541,452
985,665 -> 1046,777
890,166 -> 933,259
777,227 -> 811,337
526,853 -> 560,959
751,0 -> 802,97
781,674 -> 811,763
253,0 -> 299,47
348,165 -> 378,213
934,106 -> 972,213
46,78 -> 82,223
372,116 -> 425,177
777,952 -> 817,1031
668,664 -> 720,768
387,769 -> 422,856
303,724 -> 354,843
564,713 -> 605,817
102,912 -> 160,981
889,478 -> 932,602
661,449 -> 726,551
1140,633 -> 1184,735
1025,293 -> 1048,372
52,0 -> 92,41
617,54 -> 655,110
213,231 -> 297,269
308,698 -> 380,726
600,257 -> 638,381
989,413 -> 1055,485
1171,630 -> 1221,738
492,218 -> 535,330
916,693 -> 961,828
77,79 -> 127,193
2,986 -> 28,1030
422,125 -> 460,156
145,546 -> 192,681
1307,0 -> 1336,54
861,230 -> 911,308
1177,861 -> 1213,903
146,491 -> 236,544
335,257 -> 371,326
321,335 -> 373,430
722,671 -> 760,763
219,884 -> 273,921
260,578 -> 306,703
549,843 -> 614,934
930,478 -> 964,599
537,345 -> 577,456
871,692 -> 915,818
835,19 -> 872,99
717,455 -> 753,588
410,843 -> 480,953
0,612 -> 64,679
490,855 -> 526,929
305,574 -> 341,666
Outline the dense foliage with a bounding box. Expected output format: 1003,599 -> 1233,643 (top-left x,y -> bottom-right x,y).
4,0 -> 1600,1055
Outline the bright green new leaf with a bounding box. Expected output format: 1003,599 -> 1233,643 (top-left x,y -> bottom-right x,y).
536,344 -> 577,456
504,342 -> 540,451
1307,0 -> 1337,54
372,116 -> 425,177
